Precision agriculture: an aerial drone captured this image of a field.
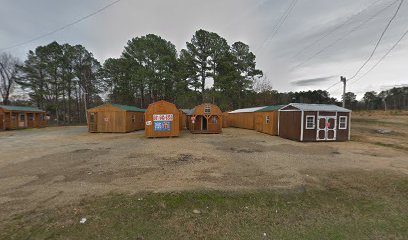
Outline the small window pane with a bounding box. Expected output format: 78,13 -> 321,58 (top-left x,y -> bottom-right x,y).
211,116 -> 218,124
339,116 -> 347,129
266,116 -> 270,124
306,116 -> 315,129
204,105 -> 211,114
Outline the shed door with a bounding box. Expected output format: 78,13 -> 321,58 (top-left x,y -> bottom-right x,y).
19,114 -> 26,128
317,116 -> 337,141
0,114 -> 3,130
89,113 -> 97,132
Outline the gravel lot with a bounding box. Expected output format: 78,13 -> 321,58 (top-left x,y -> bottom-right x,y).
0,125 -> 407,222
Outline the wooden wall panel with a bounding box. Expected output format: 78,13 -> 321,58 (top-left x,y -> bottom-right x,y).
228,112 -> 256,130
255,112 -> 279,136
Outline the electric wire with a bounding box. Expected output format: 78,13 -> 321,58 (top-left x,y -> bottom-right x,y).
348,0 -> 404,81
0,0 -> 123,52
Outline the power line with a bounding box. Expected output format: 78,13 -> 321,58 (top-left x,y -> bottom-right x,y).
349,25 -> 408,86
348,0 -> 404,80
291,0 -> 399,70
255,0 -> 298,53
291,0 -> 386,60
0,0 -> 123,52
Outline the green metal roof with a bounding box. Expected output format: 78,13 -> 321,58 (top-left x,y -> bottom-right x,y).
0,105 -> 45,113
110,104 -> 146,112
255,105 -> 285,112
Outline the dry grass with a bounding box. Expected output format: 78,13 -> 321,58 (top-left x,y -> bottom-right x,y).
1,170 -> 407,240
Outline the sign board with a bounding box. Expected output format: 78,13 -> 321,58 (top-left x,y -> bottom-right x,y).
154,121 -> 171,132
146,121 -> 152,126
153,114 -> 173,122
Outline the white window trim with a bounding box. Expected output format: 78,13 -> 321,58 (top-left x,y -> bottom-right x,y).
339,116 -> 348,129
265,116 -> 270,124
305,115 -> 315,129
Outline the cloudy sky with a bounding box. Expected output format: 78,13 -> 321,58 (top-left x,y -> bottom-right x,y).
1,0 -> 407,100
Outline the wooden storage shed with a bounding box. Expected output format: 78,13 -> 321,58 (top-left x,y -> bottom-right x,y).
0,105 -> 47,131
255,105 -> 284,136
222,112 -> 230,128
180,109 -> 189,130
279,103 -> 351,142
186,103 -> 222,134
227,106 -> 267,130
145,100 -> 180,138
87,103 -> 145,133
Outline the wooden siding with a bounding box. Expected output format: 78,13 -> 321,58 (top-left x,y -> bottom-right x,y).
336,112 -> 350,141
255,111 -> 279,136
144,100 -> 180,138
279,111 -> 302,141
180,111 -> 187,130
222,112 -> 230,128
87,104 -> 144,133
0,108 -> 47,131
227,112 -> 256,130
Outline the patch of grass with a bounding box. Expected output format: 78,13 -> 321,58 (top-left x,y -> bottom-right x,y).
1,171 -> 407,240
352,118 -> 408,127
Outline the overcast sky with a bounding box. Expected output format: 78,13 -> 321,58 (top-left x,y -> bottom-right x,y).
1,0 -> 407,100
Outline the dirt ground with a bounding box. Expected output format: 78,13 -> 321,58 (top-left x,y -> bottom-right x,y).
0,113 -> 407,223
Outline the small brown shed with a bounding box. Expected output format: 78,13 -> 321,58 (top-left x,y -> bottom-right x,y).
186,103 -> 223,134
0,105 -> 47,130
255,105 -> 284,136
144,100 -> 180,138
222,112 -> 230,128
227,106 -> 267,130
180,109 -> 189,130
87,103 -> 145,133
279,103 -> 351,142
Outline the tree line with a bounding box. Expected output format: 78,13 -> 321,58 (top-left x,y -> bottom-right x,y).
1,29 -> 407,125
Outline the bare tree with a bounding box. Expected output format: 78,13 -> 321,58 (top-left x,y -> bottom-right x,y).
0,53 -> 19,105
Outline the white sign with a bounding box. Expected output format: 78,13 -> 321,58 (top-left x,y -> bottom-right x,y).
153,114 -> 173,121
146,121 -> 152,126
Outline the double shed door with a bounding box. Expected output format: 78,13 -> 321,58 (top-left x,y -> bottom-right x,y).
317,115 -> 337,141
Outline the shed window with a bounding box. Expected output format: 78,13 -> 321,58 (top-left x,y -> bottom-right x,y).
339,116 -> 348,129
306,115 -> 315,129
132,114 -> 136,123
211,116 -> 218,124
28,114 -> 34,121
20,114 -> 25,121
265,116 -> 270,124
40,114 -> 44,121
204,105 -> 211,114
11,113 -> 17,120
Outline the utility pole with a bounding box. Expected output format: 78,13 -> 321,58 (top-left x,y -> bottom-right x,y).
340,76 -> 347,108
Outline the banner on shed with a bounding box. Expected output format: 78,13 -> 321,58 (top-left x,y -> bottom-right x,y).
154,121 -> 171,132
153,114 -> 173,121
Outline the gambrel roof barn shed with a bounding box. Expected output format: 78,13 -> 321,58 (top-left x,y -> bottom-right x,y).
278,103 -> 351,142
144,100 -> 180,138
186,103 -> 223,134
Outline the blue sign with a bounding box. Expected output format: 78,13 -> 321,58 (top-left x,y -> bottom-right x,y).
154,121 -> 171,132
